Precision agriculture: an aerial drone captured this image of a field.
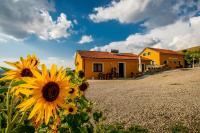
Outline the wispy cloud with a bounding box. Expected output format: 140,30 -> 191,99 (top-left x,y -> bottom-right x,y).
78,35 -> 93,44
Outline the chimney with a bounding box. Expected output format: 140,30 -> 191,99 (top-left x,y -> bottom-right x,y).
111,49 -> 119,53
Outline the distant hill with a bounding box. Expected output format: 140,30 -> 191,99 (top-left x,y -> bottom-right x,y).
178,45 -> 200,53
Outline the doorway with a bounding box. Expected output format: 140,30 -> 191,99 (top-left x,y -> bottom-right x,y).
142,64 -> 145,72
118,63 -> 125,78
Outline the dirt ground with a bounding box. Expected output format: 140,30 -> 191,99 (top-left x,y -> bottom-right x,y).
85,67 -> 200,133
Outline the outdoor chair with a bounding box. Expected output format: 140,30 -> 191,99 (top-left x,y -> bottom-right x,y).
98,72 -> 104,80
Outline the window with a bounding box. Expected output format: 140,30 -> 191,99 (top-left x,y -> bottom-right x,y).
148,52 -> 151,55
174,60 -> 177,64
93,63 -> 103,72
143,53 -> 147,56
163,60 -> 168,65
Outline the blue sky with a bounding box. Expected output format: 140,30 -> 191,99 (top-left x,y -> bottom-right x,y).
0,0 -> 200,68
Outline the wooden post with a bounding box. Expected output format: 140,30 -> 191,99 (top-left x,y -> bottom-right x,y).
199,58 -> 200,65
193,57 -> 195,68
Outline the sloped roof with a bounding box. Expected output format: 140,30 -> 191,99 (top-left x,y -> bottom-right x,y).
147,47 -> 183,55
77,50 -> 150,60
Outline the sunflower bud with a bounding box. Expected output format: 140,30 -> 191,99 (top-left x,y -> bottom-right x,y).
78,71 -> 85,78
79,82 -> 89,92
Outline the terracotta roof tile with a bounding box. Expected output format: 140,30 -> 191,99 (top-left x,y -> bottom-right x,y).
77,50 -> 150,60
148,47 -> 183,55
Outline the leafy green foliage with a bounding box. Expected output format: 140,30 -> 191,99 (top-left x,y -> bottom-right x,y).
0,81 -> 6,86
0,87 -> 8,94
183,50 -> 200,65
128,125 -> 149,133
12,125 -> 35,133
93,111 -> 102,122
171,123 -> 189,133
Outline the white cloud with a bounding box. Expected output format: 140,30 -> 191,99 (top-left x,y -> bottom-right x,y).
91,16 -> 200,53
89,0 -> 200,28
27,12 -> 72,40
41,57 -> 74,69
0,0 -> 73,41
73,19 -> 78,25
78,35 -> 93,44
0,57 -> 75,69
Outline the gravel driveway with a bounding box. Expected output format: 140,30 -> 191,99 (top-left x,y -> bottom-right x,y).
85,67 -> 200,133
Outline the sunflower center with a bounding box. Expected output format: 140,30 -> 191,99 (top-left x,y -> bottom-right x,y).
69,88 -> 75,94
42,82 -> 60,102
21,68 -> 33,77
69,107 -> 74,112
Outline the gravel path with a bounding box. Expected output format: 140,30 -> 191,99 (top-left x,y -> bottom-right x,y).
85,67 -> 200,133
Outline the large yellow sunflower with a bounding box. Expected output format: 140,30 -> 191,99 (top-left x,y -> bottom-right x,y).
17,64 -> 72,124
1,55 -> 39,80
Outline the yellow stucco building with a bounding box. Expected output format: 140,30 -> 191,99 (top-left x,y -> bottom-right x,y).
139,47 -> 184,68
75,50 -> 151,79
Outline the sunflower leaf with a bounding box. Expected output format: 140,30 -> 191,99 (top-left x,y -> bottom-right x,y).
0,66 -> 10,72
0,87 -> 8,94
11,80 -> 26,87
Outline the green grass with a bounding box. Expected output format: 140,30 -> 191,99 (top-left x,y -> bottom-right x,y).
96,123 -> 148,133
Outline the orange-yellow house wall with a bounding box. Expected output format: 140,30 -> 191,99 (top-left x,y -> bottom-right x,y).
159,53 -> 184,68
139,48 -> 184,68
140,48 -> 161,65
84,59 -> 139,79
75,56 -> 150,79
75,53 -> 84,72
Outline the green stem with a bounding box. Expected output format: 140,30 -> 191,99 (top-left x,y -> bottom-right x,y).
11,111 -> 20,125
5,80 -> 13,133
19,111 -> 26,124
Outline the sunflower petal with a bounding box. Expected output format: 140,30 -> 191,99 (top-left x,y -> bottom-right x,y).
45,103 -> 51,125
18,88 -> 33,96
18,98 -> 35,111
31,70 -> 43,80
50,64 -> 57,80
22,77 -> 36,83
4,61 -> 20,69
41,64 -> 49,79
29,101 -> 43,119
18,84 -> 38,89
